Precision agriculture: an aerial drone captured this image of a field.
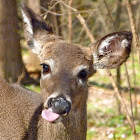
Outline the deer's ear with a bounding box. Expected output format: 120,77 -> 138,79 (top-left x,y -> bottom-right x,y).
21,3 -> 52,54
91,31 -> 132,69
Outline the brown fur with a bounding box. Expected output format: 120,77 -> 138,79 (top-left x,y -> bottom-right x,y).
0,3 -> 132,140
40,40 -> 91,140
0,78 -> 43,140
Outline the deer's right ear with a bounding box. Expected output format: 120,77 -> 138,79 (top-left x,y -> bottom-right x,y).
91,31 -> 132,69
21,3 -> 52,54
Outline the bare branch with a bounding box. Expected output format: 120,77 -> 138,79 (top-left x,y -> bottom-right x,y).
102,1 -> 139,139
107,71 -> 139,140
55,0 -> 95,43
68,0 -> 73,42
41,6 -> 98,17
124,63 -> 134,118
103,0 -> 117,31
125,0 -> 139,49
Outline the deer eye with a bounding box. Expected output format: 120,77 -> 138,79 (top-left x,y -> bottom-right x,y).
78,69 -> 88,79
40,63 -> 50,74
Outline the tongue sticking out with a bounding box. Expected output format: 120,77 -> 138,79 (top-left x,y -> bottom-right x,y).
41,109 -> 60,122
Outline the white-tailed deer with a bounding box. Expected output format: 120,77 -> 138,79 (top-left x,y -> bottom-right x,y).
0,3 -> 132,140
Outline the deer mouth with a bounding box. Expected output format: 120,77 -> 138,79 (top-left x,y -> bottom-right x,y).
42,97 -> 71,123
41,109 -> 62,123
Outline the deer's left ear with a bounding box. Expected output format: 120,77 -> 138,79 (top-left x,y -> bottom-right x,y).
91,31 -> 132,69
21,3 -> 53,55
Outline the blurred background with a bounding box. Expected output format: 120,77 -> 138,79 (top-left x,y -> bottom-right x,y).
0,0 -> 139,139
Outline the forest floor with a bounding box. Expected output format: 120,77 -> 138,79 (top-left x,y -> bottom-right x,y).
87,86 -> 140,140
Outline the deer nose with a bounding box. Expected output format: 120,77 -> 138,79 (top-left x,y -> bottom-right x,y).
47,97 -> 71,115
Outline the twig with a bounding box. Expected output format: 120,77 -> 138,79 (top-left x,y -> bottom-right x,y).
55,0 -> 95,43
107,71 -> 138,140
103,0 -> 138,139
16,68 -> 25,84
41,7 -> 98,16
124,63 -> 134,118
103,0 -> 122,115
103,0 -> 117,31
125,0 -> 140,64
47,1 -> 60,13
68,0 -> 73,42
125,0 -> 139,48
41,6 -> 65,16
132,50 -> 138,115
76,12 -> 94,43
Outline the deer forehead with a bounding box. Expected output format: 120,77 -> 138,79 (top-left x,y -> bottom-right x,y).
40,41 -> 92,68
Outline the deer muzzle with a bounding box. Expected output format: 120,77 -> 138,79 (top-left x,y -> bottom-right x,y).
42,97 -> 71,123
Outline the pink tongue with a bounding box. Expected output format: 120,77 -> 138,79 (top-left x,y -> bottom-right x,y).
41,109 -> 60,122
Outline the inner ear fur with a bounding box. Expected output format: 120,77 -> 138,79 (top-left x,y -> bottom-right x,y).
91,31 -> 132,69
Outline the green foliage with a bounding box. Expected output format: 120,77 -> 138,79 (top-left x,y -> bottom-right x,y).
105,115 -> 125,127
25,85 -> 41,93
87,130 -> 97,140
87,101 -> 140,139
21,48 -> 29,56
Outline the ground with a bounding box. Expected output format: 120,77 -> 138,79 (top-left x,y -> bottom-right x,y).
87,86 -> 140,140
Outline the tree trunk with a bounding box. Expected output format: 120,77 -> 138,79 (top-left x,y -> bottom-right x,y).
115,0 -> 122,114
28,0 -> 41,14
0,0 -> 23,83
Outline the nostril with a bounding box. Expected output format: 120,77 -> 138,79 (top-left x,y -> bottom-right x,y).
51,98 -> 71,115
65,105 -> 71,114
47,98 -> 54,108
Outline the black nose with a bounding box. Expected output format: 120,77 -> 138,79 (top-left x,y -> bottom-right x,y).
47,97 -> 71,115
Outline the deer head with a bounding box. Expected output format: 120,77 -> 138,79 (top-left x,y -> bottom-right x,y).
21,3 -> 132,123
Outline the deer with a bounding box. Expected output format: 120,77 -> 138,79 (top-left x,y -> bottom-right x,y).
0,3 -> 132,140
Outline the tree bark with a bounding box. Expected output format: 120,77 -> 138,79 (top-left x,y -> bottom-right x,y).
28,0 -> 41,14
0,0 -> 23,83
115,0 -> 122,114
